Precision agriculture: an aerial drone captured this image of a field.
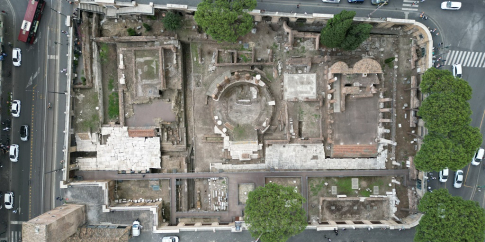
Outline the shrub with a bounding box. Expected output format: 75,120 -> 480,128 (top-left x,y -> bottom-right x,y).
162,12 -> 182,31
143,23 -> 152,31
127,28 -> 137,36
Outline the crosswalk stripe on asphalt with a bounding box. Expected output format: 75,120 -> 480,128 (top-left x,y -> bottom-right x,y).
445,51 -> 485,67
11,230 -> 21,242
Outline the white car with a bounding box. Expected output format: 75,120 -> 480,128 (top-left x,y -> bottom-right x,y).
162,236 -> 179,242
12,48 -> 21,67
441,1 -> 461,10
322,0 -> 340,3
471,148 -> 484,166
9,144 -> 19,162
452,63 -> 462,78
454,170 -> 464,188
132,220 -> 141,237
439,168 -> 449,183
11,100 -> 21,117
4,192 -> 14,209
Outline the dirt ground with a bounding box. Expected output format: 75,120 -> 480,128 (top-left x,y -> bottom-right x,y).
72,88 -> 100,133
265,177 -> 302,194
112,179 -> 171,206
307,176 -> 394,219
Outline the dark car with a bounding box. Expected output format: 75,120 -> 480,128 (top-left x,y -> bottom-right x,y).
348,0 -> 365,3
20,125 -> 29,141
371,0 -> 389,4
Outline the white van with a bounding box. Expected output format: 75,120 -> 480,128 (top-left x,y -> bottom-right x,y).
471,148 -> 484,166
12,48 -> 21,67
439,168 -> 449,183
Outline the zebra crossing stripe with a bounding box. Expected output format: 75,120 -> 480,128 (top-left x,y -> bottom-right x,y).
478,53 -> 485,67
457,52 -> 467,65
464,52 -> 474,66
445,51 -> 454,65
471,53 -> 481,67
442,50 -> 485,67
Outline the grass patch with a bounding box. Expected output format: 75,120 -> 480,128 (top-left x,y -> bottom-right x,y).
310,179 -> 327,196
336,178 -> 353,194
108,92 -> 119,119
240,54 -> 250,63
81,77 -> 86,85
108,78 -> 114,91
99,43 -> 109,63
79,113 -> 99,132
360,190 -> 371,197
384,57 -> 395,68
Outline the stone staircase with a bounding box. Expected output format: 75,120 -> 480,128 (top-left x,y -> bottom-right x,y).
79,3 -> 106,14
331,144 -> 378,158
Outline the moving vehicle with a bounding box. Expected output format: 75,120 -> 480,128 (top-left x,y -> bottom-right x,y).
452,63 -> 462,78
18,0 -> 46,44
441,1 -> 461,10
4,192 -> 14,209
12,48 -> 21,67
454,170 -> 463,188
371,0 -> 389,5
471,148 -> 484,166
439,168 -> 449,183
162,236 -> 179,242
11,100 -> 21,117
9,144 -> 19,162
20,125 -> 29,141
348,0 -> 364,3
132,220 -> 141,236
322,0 -> 340,3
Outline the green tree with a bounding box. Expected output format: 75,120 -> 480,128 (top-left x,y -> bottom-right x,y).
162,11 -> 183,31
340,23 -> 372,50
448,125 -> 483,166
420,68 -> 472,101
194,0 -> 257,42
415,189 -> 485,242
127,28 -> 137,36
143,23 -> 152,31
417,93 -> 471,134
320,10 -> 355,48
414,133 -> 453,171
320,10 -> 372,50
244,183 -> 307,242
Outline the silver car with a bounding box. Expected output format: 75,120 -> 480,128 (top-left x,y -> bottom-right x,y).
322,0 -> 340,3
441,1 -> 461,10
4,192 -> 14,209
9,144 -> 19,162
454,170 -> 463,188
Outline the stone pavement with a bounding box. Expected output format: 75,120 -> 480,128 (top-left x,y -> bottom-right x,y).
76,169 -> 409,225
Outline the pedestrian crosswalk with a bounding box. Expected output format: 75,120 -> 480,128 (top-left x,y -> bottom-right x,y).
11,230 -> 22,241
402,0 -> 420,12
444,51 -> 485,68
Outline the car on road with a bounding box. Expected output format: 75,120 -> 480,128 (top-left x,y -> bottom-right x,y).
12,48 -> 21,67
452,63 -> 462,78
20,125 -> 29,141
454,170 -> 464,188
162,236 -> 179,242
471,148 -> 484,166
439,168 -> 449,183
441,1 -> 461,10
9,144 -> 19,162
11,100 -> 21,117
371,0 -> 389,5
132,220 -> 141,236
348,0 -> 365,2
322,0 -> 340,3
4,192 -> 14,209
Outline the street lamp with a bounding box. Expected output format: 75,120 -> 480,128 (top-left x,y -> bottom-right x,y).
49,7 -> 67,17
368,1 -> 388,18
49,91 -> 68,95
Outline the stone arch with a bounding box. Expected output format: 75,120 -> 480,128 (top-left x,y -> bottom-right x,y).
329,61 -> 350,74
353,58 -> 383,74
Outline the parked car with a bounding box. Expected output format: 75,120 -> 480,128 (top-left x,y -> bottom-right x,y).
4,192 -> 14,209
371,0 -> 389,5
452,63 -> 462,78
12,48 -> 21,67
11,100 -> 21,117
9,144 -> 19,162
454,170 -> 464,188
322,0 -> 340,3
162,236 -> 179,242
20,125 -> 29,142
439,168 -> 449,183
132,220 -> 141,237
471,148 -> 484,166
441,1 -> 461,10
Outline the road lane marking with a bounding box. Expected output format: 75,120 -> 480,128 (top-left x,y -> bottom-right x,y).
480,109 -> 485,131
10,221 -> 23,225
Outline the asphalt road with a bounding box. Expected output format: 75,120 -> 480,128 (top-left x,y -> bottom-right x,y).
0,0 -> 71,241
130,227 -> 417,242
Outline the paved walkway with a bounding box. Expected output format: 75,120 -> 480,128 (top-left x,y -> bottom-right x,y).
76,169 -> 409,225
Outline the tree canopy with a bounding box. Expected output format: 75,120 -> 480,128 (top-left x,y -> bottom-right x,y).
194,0 -> 257,42
244,183 -> 307,242
415,189 -> 485,242
320,10 -> 372,50
417,92 -> 471,134
162,11 -> 183,31
415,68 -> 481,171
